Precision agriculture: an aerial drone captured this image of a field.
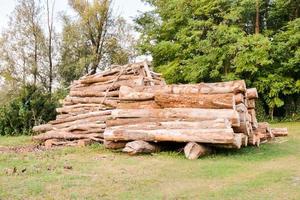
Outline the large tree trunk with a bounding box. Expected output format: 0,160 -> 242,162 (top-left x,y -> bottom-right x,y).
107,118 -> 228,127
119,80 -> 247,100
104,128 -> 238,144
109,120 -> 231,130
154,93 -> 235,109
111,108 -> 240,127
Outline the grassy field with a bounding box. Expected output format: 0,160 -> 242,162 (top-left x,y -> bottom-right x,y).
0,122 -> 299,200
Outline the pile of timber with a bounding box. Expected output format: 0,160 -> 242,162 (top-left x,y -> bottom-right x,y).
104,80 -> 289,159
32,62 -> 165,147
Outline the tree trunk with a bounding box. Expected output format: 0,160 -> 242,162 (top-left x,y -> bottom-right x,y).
119,80 -> 247,100
255,0 -> 260,34
112,108 -> 240,127
154,93 -> 235,109
104,128 -> 237,144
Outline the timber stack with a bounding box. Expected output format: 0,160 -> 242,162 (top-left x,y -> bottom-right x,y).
32,62 -> 165,147
104,80 -> 288,159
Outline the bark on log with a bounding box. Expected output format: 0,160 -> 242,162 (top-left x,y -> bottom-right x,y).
104,128 -> 238,145
111,108 -> 240,127
50,110 -> 112,125
271,128 -> 288,137
106,118 -> 227,127
109,120 -> 231,130
56,104 -> 108,114
63,96 -> 118,107
119,80 -> 247,101
246,88 -> 258,99
80,75 -> 136,84
33,131 -> 103,142
209,133 -> 242,149
233,121 -> 252,136
117,101 -> 161,109
33,124 -> 53,133
71,78 -> 144,92
154,93 -> 235,109
122,140 -> 160,155
104,140 -> 127,149
248,99 -> 256,109
69,90 -> 119,97
184,142 -> 211,159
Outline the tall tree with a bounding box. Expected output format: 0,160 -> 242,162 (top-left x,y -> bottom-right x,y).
68,0 -> 113,74
0,0 -> 45,87
46,0 -> 55,94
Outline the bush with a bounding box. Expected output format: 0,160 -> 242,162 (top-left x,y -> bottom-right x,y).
0,85 -> 59,136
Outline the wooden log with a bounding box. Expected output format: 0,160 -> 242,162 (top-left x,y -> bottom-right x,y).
107,118 -> 228,127
80,75 -> 136,84
184,142 -> 211,159
52,117 -> 106,129
248,109 -> 258,129
111,108 -> 240,127
104,140 -> 127,149
65,123 -> 106,131
234,93 -> 245,104
122,140 -> 160,155
104,128 -> 238,145
271,128 -> 288,137
154,93 -> 235,109
33,131 -> 103,142
63,96 -> 118,107
109,120 -> 231,130
246,88 -> 258,99
50,110 -> 112,125
33,124 -> 53,133
248,99 -> 255,109
69,90 -> 119,97
233,121 -> 252,135
242,134 -> 248,147
117,101 -> 161,109
71,78 -> 144,92
209,133 -> 243,149
56,104 -> 108,114
119,80 -> 247,100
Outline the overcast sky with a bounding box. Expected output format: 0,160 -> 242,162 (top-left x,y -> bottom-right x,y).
0,0 -> 152,32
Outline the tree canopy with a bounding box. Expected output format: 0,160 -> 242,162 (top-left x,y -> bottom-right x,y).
135,0 -> 300,119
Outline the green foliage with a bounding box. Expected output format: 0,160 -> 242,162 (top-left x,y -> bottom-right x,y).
0,85 -> 58,136
136,0 -> 300,120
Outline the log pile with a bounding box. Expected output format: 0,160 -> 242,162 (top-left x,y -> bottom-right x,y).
32,61 -> 288,158
104,80 -> 289,159
32,62 -> 165,147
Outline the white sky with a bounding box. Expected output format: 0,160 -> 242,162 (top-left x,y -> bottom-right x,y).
0,0 -> 152,32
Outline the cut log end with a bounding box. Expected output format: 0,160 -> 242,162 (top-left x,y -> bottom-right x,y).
184,142 -> 211,160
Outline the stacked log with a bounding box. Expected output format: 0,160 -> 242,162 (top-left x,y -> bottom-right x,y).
104,81 -> 288,158
33,62 -> 165,146
105,80 -> 248,153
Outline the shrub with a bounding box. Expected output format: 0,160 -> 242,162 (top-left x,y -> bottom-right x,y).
0,85 -> 59,136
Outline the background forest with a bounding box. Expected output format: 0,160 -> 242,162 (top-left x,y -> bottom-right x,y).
0,0 -> 299,135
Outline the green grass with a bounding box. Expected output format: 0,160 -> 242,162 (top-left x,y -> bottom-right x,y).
0,122 -> 300,200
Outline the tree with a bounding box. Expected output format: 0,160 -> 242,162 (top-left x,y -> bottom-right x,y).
68,0 -> 113,74
0,0 -> 46,87
135,0 -> 300,119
